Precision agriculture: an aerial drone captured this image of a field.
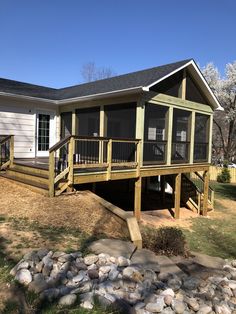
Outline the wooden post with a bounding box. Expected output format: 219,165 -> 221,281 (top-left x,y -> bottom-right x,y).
99,105 -> 105,163
107,139 -> 112,180
198,191 -> 201,215
181,69 -> 187,100
202,170 -> 209,216
136,140 -> 141,177
49,151 -> 55,197
208,114 -> 213,163
135,100 -> 145,167
134,177 -> 142,221
166,106 -> 173,165
72,109 -> 77,136
68,136 -> 75,186
189,112 -> 195,164
174,173 -> 181,219
160,175 -> 166,204
9,135 -> 14,165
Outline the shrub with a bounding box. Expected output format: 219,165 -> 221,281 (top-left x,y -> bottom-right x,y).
217,168 -> 231,183
141,226 -> 188,256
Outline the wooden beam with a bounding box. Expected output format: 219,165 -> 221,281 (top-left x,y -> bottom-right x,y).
144,92 -> 214,114
174,173 -> 181,219
107,139 -> 112,180
71,109 -> 77,136
135,99 -> 145,167
202,170 -> 209,216
134,177 -> 142,221
182,69 -> 187,100
68,136 -> 75,185
48,151 -> 55,197
10,135 -> 14,165
208,114 -> 213,163
189,111 -> 196,164
166,106 -> 173,165
99,105 -> 105,163
160,175 -> 166,204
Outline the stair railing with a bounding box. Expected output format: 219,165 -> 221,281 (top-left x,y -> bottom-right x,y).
0,135 -> 14,170
48,135 -> 141,197
193,171 -> 215,207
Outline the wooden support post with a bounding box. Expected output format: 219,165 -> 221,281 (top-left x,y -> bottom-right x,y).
181,69 -> 187,100
107,139 -> 112,180
208,114 -> 213,163
160,175 -> 166,204
68,136 -> 75,186
198,191 -> 201,215
166,106 -> 173,165
134,177 -> 142,221
202,170 -> 209,216
174,173 -> 181,219
72,109 -> 77,136
49,151 -> 55,197
9,135 -> 14,165
189,111 -> 195,164
99,106 -> 105,163
135,100 -> 145,167
136,140 -> 141,177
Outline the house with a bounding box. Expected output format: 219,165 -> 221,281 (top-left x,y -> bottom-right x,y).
0,59 -> 222,219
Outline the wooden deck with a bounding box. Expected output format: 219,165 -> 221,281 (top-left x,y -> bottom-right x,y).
0,134 -> 213,220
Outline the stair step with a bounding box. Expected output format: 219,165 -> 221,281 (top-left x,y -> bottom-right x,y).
7,168 -> 49,186
12,162 -> 49,176
0,172 -> 49,196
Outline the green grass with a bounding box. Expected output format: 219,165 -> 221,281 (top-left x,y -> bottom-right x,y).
180,181 -> 236,259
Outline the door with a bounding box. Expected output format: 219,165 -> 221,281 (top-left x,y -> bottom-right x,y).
36,111 -> 55,157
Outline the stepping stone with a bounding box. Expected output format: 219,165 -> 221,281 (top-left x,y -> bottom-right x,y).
88,239 -> 136,259
155,255 -> 186,278
130,248 -> 160,273
191,251 -> 226,270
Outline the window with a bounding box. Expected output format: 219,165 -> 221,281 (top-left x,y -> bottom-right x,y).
194,113 -> 209,162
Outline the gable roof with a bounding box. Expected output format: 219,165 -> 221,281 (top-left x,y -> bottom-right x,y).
0,59 -> 223,110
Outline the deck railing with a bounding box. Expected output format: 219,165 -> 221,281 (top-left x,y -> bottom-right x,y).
48,135 -> 141,196
0,135 -> 14,170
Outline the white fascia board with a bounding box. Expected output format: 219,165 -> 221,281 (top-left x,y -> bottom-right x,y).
145,59 -> 223,111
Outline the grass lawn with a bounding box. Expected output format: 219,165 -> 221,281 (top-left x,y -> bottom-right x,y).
181,181 -> 236,259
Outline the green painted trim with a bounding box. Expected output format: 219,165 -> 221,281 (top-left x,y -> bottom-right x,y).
145,92 -> 213,114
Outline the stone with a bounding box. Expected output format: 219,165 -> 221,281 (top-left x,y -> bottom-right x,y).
123,266 -> 143,282
71,281 -> 92,294
35,261 -> 44,273
156,255 -> 185,278
84,254 -> 99,266
109,269 -> 119,281
171,300 -> 186,314
15,269 -> 32,285
28,278 -> 48,293
183,277 -> 200,290
42,264 -> 53,277
87,263 -> 97,270
58,254 -> 73,263
75,262 -> 88,271
41,288 -> 60,301
58,294 -> 77,306
167,276 -> 182,291
80,300 -> 93,309
164,295 -> 173,306
52,251 -> 65,259
17,261 -> 29,271
231,260 -> 236,268
146,299 -> 165,313
24,251 -> 40,263
143,269 -> 157,282
88,239 -> 136,258
197,305 -> 212,314
184,296 -> 199,312
118,256 -> 130,267
161,308 -> 175,314
37,249 -> 49,260
192,252 -> 225,270
99,265 -> 111,274
88,269 -> 99,279
72,273 -> 85,283
161,288 -> 175,297
131,249 -> 160,273
228,280 -> 236,290
214,303 -> 231,314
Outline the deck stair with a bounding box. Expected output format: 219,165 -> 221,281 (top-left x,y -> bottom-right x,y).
165,172 -> 214,214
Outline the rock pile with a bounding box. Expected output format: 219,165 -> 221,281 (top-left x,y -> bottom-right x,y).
10,249 -> 236,313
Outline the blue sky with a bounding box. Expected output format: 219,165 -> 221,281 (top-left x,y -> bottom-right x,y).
0,0 -> 235,88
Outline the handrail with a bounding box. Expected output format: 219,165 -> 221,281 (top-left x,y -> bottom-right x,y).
49,135 -> 71,153
182,173 -> 202,194
194,171 -> 214,191
74,135 -> 141,142
0,135 -> 12,145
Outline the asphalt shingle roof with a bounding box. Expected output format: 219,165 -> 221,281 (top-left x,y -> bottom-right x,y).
0,59 -> 191,101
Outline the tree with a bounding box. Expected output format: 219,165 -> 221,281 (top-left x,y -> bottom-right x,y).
81,62 -> 116,82
201,62 -> 236,162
